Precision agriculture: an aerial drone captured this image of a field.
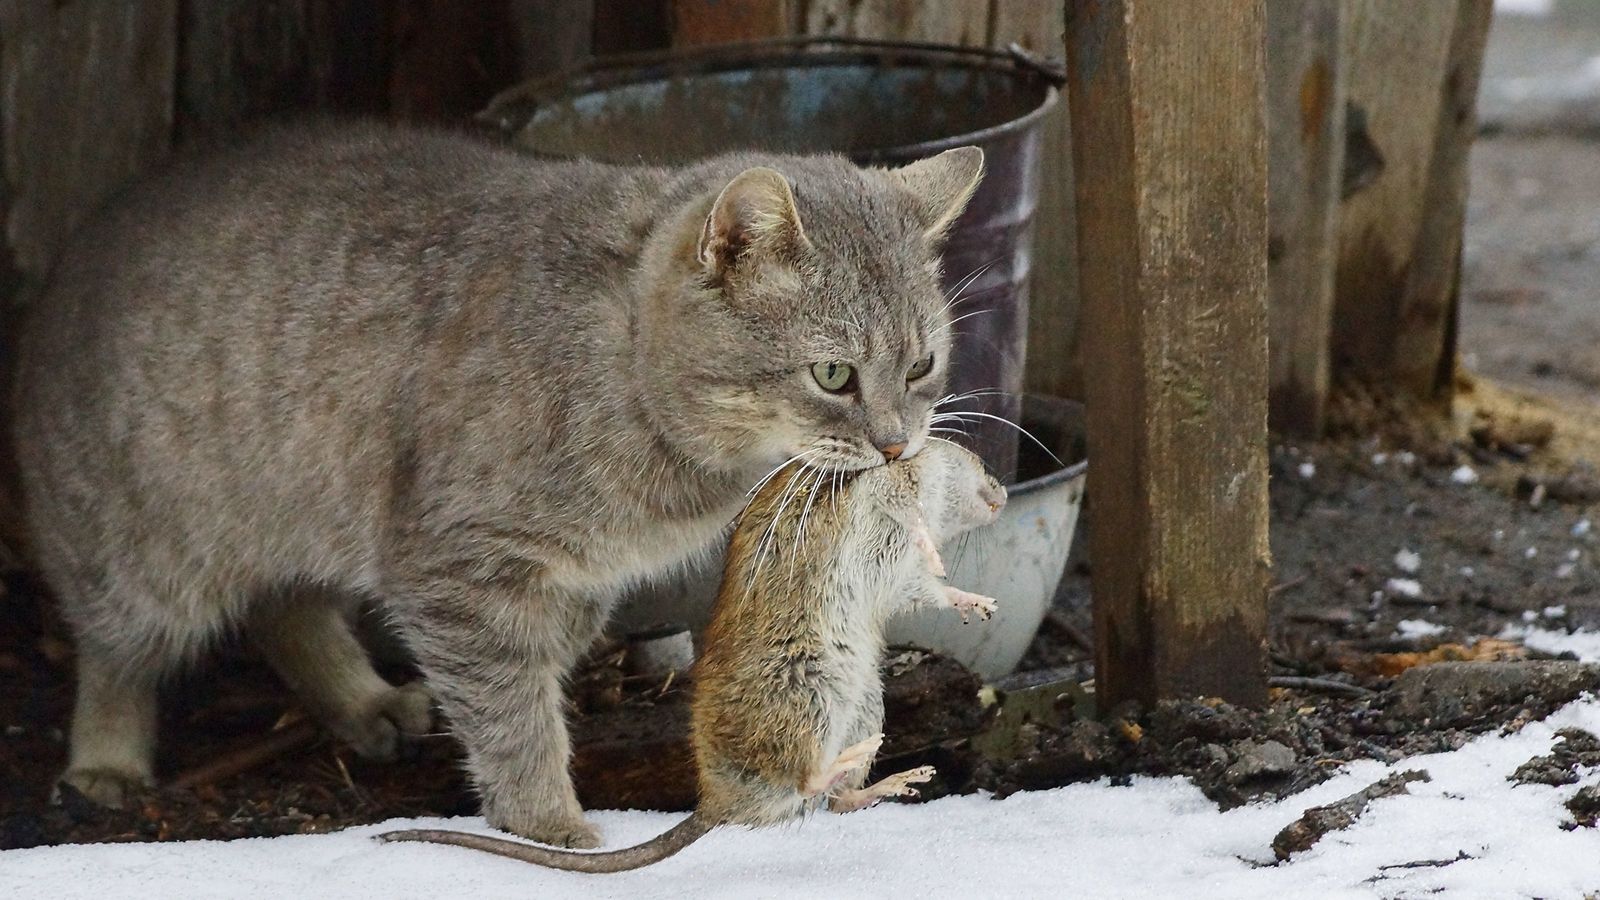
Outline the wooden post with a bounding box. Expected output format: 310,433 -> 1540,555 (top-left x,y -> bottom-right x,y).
1065,0 -> 1271,707
1266,0 -> 1346,438
1331,0 -> 1493,404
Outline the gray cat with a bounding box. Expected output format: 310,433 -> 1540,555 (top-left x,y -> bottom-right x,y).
10,121 -> 981,847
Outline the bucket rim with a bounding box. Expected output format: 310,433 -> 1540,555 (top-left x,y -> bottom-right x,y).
479,35 -> 1063,162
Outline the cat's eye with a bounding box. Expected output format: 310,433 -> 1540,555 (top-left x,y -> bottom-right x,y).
811,361 -> 855,393
907,352 -> 935,382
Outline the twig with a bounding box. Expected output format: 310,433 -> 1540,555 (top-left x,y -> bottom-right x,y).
169,720 -> 320,790
1268,574 -> 1309,595
1272,769 -> 1431,860
1376,851 -> 1474,872
1268,676 -> 1376,699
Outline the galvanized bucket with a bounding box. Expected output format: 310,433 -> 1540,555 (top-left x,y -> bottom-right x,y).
480,37 -> 1061,482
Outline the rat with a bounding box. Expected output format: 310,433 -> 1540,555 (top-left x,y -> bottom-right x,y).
378,439 -> 1006,873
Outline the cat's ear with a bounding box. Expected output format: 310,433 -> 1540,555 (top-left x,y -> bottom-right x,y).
885,146 -> 985,241
698,167 -> 808,276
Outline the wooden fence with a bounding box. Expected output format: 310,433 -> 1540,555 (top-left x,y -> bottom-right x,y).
0,0 -> 1493,707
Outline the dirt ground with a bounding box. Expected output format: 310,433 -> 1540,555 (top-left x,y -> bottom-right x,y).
6,7 -> 1600,854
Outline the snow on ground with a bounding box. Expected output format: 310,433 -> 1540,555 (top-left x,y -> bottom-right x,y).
7,627 -> 1600,898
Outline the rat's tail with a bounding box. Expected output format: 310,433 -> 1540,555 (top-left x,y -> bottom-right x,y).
378,813 -> 715,874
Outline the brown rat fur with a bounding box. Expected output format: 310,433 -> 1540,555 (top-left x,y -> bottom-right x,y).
379,440 -> 1004,872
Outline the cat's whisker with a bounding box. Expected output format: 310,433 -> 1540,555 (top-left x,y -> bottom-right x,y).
789,463 -> 830,576
928,411 -> 1063,467
933,388 -> 1013,409
746,448 -> 827,500
749,463 -> 818,585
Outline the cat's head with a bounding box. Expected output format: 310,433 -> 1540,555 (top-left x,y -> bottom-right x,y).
641,147 -> 984,479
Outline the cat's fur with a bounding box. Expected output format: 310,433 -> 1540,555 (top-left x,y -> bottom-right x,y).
10,121 -> 981,847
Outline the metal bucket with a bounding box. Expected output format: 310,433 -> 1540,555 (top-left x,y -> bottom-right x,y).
480,38 -> 1061,482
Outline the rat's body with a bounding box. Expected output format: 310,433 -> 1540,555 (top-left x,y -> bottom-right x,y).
380,441 -> 1004,872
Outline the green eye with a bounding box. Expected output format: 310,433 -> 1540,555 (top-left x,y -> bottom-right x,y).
907,352 -> 935,381
811,361 -> 855,393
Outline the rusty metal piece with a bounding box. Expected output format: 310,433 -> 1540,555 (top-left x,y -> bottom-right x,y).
481,37 -> 1058,482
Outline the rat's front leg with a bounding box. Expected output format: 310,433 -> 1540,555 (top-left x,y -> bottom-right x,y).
941,586 -> 998,622
389,559 -> 605,849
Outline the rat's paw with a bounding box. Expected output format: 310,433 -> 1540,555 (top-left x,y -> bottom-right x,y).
943,587 -> 998,623
56,767 -> 153,809
873,765 -> 937,799
334,680 -> 436,761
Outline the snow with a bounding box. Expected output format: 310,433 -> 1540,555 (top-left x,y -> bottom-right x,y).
1383,577 -> 1424,599
1394,548 -> 1422,574
1397,619 -> 1447,639
7,701 -> 1600,899
1450,465 -> 1480,485
1298,462 -> 1316,480
1496,0 -> 1553,16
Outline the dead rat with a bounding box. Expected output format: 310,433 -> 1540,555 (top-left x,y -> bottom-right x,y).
379,439 -> 1006,873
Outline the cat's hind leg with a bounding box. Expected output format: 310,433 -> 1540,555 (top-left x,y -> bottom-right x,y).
61,639 -> 161,808
247,586 -> 433,761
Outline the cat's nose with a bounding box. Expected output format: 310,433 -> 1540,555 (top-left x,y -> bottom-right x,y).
878,441 -> 908,461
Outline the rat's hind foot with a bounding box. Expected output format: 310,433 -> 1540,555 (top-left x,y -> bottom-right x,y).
942,586 -> 997,622
829,765 -> 937,813
803,734 -> 884,798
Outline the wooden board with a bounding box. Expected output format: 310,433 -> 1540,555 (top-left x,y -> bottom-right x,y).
0,0 -> 179,564
1332,0 -> 1491,404
992,2 -> 1082,402
1265,0 -> 1346,437
803,0 -> 989,45
672,0 -> 798,45
1066,0 -> 1271,707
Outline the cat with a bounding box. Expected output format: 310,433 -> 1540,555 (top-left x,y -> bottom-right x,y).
10,121 -> 982,848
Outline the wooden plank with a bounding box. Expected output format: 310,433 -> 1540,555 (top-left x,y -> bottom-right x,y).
386,1 -> 523,122
1065,0 -> 1271,707
0,0 -> 179,563
509,0 -> 595,77
176,0 -> 314,140
804,0 -> 990,46
991,1 -> 1081,401
672,0 -> 796,45
592,0 -> 672,55
1389,0 -> 1493,399
1265,0 -> 1346,437
1331,0 -> 1489,404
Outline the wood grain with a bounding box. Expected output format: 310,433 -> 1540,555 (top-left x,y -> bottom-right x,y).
803,0 -> 990,45
1265,0 -> 1346,437
993,2 -> 1082,402
1332,0 -> 1491,404
1066,0 -> 1271,707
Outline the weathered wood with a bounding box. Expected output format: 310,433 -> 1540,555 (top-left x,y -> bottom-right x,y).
671,0 -> 797,45
509,0 -> 595,77
804,0 -> 989,45
1265,0 -> 1346,437
592,0 -> 672,55
176,0 -> 314,140
0,0 -> 179,562
1331,0 -> 1492,404
386,1 -> 522,122
1389,0 -> 1493,399
993,1 -> 1082,402
1065,0 -> 1271,707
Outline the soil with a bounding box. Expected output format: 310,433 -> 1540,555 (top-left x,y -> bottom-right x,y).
6,399 -> 1600,850
7,6 -> 1600,857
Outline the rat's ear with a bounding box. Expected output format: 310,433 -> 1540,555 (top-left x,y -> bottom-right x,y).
884,146 -> 984,242
698,167 -> 808,277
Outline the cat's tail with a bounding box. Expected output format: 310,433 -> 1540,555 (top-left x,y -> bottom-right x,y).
378,813 -> 715,874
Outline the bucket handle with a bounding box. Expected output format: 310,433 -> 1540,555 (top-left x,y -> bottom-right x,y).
477,35 -> 1068,134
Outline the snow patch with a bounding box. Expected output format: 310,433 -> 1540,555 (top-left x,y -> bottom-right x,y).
1396,619 -> 1447,639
